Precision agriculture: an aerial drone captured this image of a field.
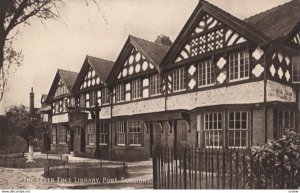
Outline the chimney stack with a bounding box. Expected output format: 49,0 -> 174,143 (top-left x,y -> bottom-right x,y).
30,87 -> 34,116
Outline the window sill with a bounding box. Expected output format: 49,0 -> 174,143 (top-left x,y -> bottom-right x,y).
99,143 -> 108,146
229,77 -> 249,83
117,144 -> 125,147
129,144 -> 142,147
172,89 -> 186,93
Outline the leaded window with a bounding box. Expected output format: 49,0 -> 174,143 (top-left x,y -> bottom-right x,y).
57,125 -> 66,144
87,123 -> 95,145
276,110 -> 295,139
102,87 -> 110,105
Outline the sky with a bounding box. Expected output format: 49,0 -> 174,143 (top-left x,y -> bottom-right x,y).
0,0 -> 290,114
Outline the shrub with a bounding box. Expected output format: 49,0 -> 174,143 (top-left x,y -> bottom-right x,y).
248,131 -> 300,189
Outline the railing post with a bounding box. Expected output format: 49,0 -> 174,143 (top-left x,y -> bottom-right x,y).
222,149 -> 226,189
152,147 -> 158,189
183,148 -> 187,189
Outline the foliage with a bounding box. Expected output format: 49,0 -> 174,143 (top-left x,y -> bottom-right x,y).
248,131 -> 300,189
154,34 -> 172,47
5,104 -> 36,146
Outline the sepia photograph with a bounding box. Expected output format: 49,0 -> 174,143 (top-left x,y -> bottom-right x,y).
0,0 -> 299,191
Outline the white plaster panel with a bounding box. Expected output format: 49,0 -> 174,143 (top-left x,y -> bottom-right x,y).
126,83 -> 131,91
100,106 -> 111,119
167,81 -> 265,110
266,80 -> 296,103
143,78 -> 149,87
126,93 -> 131,101
112,97 -> 165,117
143,88 -> 149,98
52,113 -> 69,123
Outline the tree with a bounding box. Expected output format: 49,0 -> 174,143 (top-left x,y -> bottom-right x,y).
154,34 -> 172,47
0,0 -> 63,101
5,104 -> 36,147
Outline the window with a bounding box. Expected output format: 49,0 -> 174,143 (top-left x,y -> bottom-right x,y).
85,93 -> 90,107
150,74 -> 161,96
198,60 -> 215,87
292,56 -> 300,82
173,67 -> 186,91
128,120 -> 143,146
51,127 -> 56,144
116,84 -> 125,102
99,123 -> 109,145
57,125 -> 66,144
229,51 -> 249,81
54,79 -> 68,97
89,91 -> 96,107
87,123 -> 95,145
116,121 -> 126,146
204,113 -> 222,148
277,110 -> 295,139
102,87 -> 110,104
132,79 -> 142,99
96,90 -> 101,105
228,112 -> 248,148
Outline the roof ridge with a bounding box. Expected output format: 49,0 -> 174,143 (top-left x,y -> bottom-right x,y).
244,0 -> 294,21
129,34 -> 171,48
86,55 -> 114,63
57,68 -> 78,74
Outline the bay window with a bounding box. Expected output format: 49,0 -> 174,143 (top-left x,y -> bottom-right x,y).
276,110 -> 295,139
173,67 -> 186,91
128,120 -> 143,146
229,51 -> 249,81
99,123 -> 109,145
57,125 -> 66,144
150,74 -> 161,96
87,123 -> 95,145
116,121 -> 126,146
228,111 -> 248,148
198,60 -> 215,87
204,113 -> 222,148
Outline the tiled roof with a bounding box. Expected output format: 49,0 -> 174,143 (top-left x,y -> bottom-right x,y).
58,69 -> 78,91
86,56 -> 114,82
244,0 -> 300,41
130,35 -> 170,68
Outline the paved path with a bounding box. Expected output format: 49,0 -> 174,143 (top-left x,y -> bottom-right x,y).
0,154 -> 153,189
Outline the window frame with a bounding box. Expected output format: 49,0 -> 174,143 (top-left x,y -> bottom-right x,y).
128,120 -> 143,146
229,51 -> 250,82
99,123 -> 109,145
116,121 -> 126,146
276,110 -> 295,139
131,79 -> 142,100
150,74 -> 161,96
228,111 -> 249,148
203,112 -> 223,148
51,126 -> 57,144
87,123 -> 95,146
292,56 -> 300,83
102,87 -> 110,105
57,125 -> 66,144
116,83 -> 125,102
198,60 -> 215,87
172,67 -> 186,92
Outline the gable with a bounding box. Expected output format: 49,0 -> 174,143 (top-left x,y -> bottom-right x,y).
79,65 -> 102,90
117,47 -> 155,80
175,13 -> 247,63
54,77 -> 69,97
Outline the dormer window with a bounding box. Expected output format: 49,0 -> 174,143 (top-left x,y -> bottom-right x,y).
292,56 -> 300,82
131,79 -> 142,99
229,51 -> 249,81
54,79 -> 68,97
173,67 -> 186,92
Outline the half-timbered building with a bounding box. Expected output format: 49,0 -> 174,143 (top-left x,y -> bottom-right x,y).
44,0 -> 300,161
45,69 -> 78,153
